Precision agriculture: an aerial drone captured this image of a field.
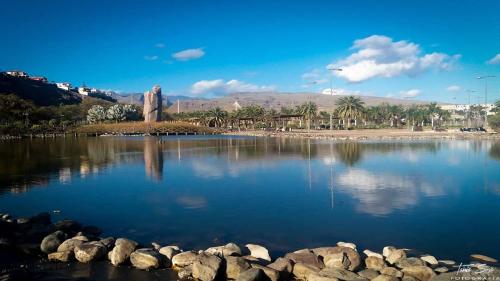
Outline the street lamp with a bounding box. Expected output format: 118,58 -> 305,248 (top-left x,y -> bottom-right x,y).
327,67 -> 343,130
477,75 -> 495,126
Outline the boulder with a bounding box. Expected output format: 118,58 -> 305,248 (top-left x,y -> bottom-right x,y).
251,264 -> 280,281
470,254 -> 498,263
434,267 -> 448,273
365,256 -> 386,271
437,260 -> 455,267
246,244 -> 271,261
308,273 -> 340,281
292,263 -> 320,280
402,276 -> 417,281
383,247 -> 397,258
381,267 -> 403,277
206,242 -> 242,257
358,269 -> 380,280
324,252 -> 350,269
130,248 -> 163,270
372,274 -> 399,281
73,235 -> 89,242
48,251 -> 73,262
74,241 -> 107,263
40,231 -> 67,254
387,250 -> 406,265
151,242 -> 161,250
285,251 -> 324,269
109,238 -> 138,266
396,258 -> 425,269
318,268 -> 368,281
159,245 -> 181,260
57,238 -> 84,252
242,255 -> 271,266
337,242 -> 357,250
226,256 -> 251,279
267,257 -> 294,276
172,251 -> 199,268
401,266 -> 436,281
363,250 -> 384,259
313,247 -> 361,271
178,265 -> 193,279
192,253 -> 222,281
236,268 -> 266,281
99,237 -> 115,250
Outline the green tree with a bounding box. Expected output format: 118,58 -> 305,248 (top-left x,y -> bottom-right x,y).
299,101 -> 318,130
106,104 -> 126,123
87,105 -> 107,124
335,96 -> 365,128
208,107 -> 227,127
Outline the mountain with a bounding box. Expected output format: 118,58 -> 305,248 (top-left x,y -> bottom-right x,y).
111,92 -> 205,107
0,73 -> 81,106
165,92 -> 431,113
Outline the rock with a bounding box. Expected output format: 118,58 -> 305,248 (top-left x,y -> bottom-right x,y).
365,256 -> 386,271
324,252 -> 350,269
159,245 -> 182,260
236,268 -> 266,281
337,242 -> 356,250
242,255 -> 271,266
308,273 -> 340,281
419,256 -> 438,266
40,231 -> 67,254
396,258 -> 425,268
295,249 -> 313,254
470,254 -> 498,263
48,251 -> 73,262
1,214 -> 11,220
358,269 -> 380,280
81,225 -> 101,237
437,260 -> 455,266
130,248 -> 163,270
313,247 -> 361,271
54,220 -> 81,235
285,251 -> 324,269
372,274 -> 399,281
99,237 -> 115,250
434,267 -> 448,273
387,250 -> 406,265
74,241 -> 107,263
268,257 -> 294,274
292,263 -> 320,280
73,235 -> 89,242
178,265 -> 193,279
251,264 -> 280,281
318,268 -> 368,281
226,256 -> 251,279
192,253 -> 222,281
364,250 -> 384,259
206,242 -> 242,257
151,242 -> 161,250
109,238 -> 138,266
246,244 -> 271,261
402,276 -> 417,281
383,247 -> 397,258
172,251 -> 199,268
381,267 -> 403,277
57,238 -> 84,252
401,266 -> 436,281
143,85 -> 162,122
16,217 -> 31,225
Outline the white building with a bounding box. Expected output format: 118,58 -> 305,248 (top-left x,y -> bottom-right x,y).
78,86 -> 91,96
56,82 -> 72,91
440,104 -> 495,115
5,70 -> 28,77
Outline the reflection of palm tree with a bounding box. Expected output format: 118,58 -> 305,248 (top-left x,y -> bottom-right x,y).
335,96 -> 365,128
335,142 -> 363,166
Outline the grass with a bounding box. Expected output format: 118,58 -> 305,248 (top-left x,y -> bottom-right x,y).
75,121 -> 221,135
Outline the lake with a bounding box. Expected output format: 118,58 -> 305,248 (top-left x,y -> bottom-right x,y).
1,136 -> 499,262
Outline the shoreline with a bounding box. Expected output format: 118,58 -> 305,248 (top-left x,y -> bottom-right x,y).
1,212 -> 498,281
224,129 -> 500,141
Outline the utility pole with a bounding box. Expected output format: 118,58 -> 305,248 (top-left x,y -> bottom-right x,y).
477,75 -> 495,127
327,67 -> 343,131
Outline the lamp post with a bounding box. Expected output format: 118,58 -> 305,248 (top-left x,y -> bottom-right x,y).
327,67 -> 343,131
477,75 -> 495,127
465,89 -> 476,128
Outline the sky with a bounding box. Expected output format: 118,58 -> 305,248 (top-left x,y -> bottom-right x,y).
1,0 -> 499,103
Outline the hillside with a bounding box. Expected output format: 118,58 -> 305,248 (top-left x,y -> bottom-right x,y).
0,73 -> 81,106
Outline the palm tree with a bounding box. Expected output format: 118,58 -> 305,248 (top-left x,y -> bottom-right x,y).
335,96 -> 365,128
207,107 -> 227,127
299,102 -> 318,130
426,102 -> 440,128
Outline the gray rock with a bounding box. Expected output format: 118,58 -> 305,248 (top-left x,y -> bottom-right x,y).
387,250 -> 407,265
434,267 -> 448,273
324,252 -> 350,269
267,257 -> 294,275
236,268 -> 266,281
159,245 -> 181,260
151,242 -> 161,250
396,258 -> 425,269
178,265 -> 193,279
192,253 -> 222,281
72,235 -> 89,242
383,247 -> 397,258
40,231 -> 67,254
246,244 -> 271,261
318,268 -> 368,281
74,241 -> 107,263
371,274 -> 399,281
437,260 -> 455,267
109,238 -> 138,266
358,269 -> 380,280
293,263 -> 321,280
420,256 -> 438,266
172,251 -> 199,268
313,247 -> 361,271
365,256 -> 386,271
57,238 -> 84,252
381,267 -> 403,278
401,266 -> 436,281
48,251 -> 73,262
143,85 -> 162,122
226,256 -> 251,279
402,276 -> 417,281
99,237 -> 115,250
206,242 -> 242,257
469,254 -> 498,263
308,272 -> 340,281
130,248 -> 163,270
364,250 -> 384,259
250,264 -> 280,281
285,251 -> 324,270
337,242 -> 356,250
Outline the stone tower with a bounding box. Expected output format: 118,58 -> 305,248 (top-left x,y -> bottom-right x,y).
143,85 -> 162,122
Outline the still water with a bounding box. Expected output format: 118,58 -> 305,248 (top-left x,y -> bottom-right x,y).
1,136 -> 499,261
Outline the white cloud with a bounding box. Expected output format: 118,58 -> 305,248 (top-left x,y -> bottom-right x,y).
400,89 -> 421,98
172,48 -> 205,61
191,79 -> 275,96
144,55 -> 158,61
155,43 -> 165,48
446,85 -> 461,92
487,54 -> 500,65
327,35 -> 460,82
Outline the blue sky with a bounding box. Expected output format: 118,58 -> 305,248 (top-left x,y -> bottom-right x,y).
1,0 -> 499,102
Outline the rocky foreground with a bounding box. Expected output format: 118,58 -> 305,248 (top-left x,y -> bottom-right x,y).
1,212 -> 498,281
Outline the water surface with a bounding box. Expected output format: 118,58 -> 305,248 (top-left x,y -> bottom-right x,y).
1,136 -> 499,261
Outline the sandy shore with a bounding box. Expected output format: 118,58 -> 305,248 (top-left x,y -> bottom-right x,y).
225,129 -> 500,141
